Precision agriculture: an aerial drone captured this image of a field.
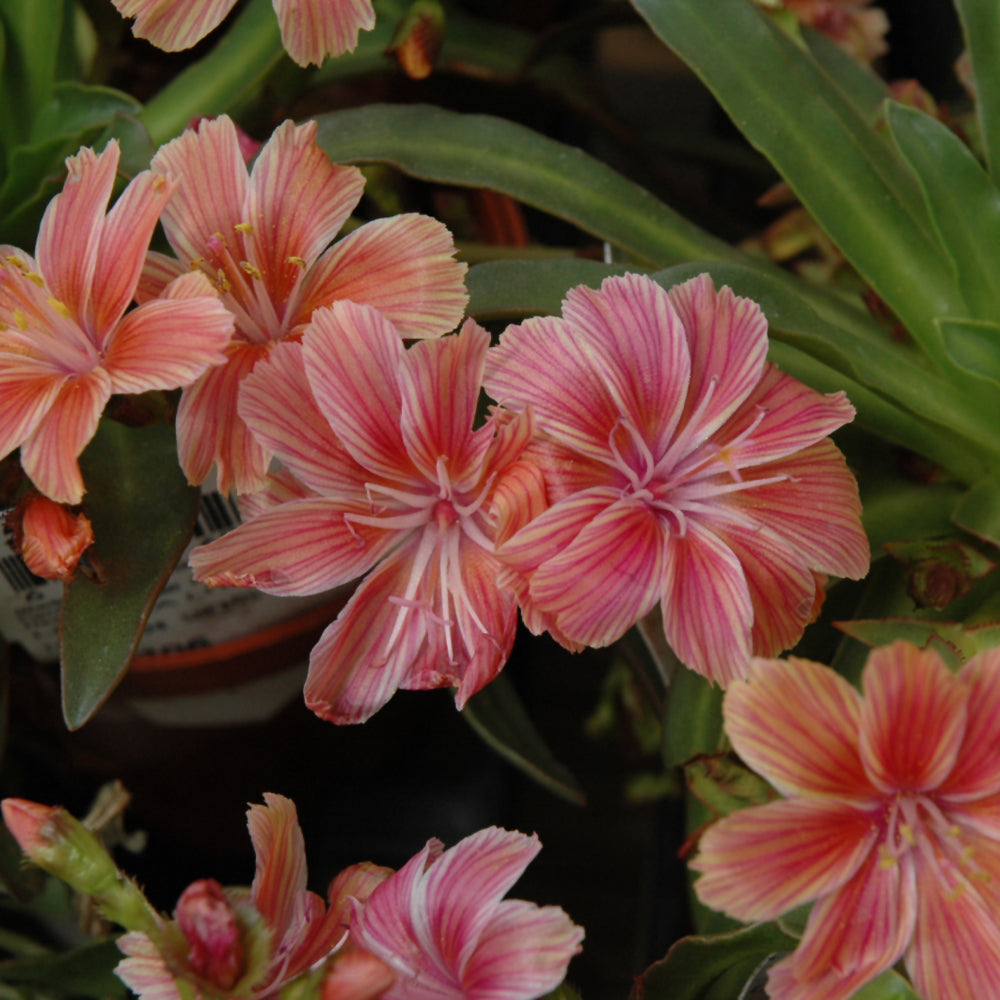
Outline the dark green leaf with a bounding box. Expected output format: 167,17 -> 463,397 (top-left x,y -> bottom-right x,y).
0,938 -> 126,998
60,420 -> 200,730
955,0 -> 1000,179
937,317 -> 1000,389
802,27 -> 889,122
953,474 -> 1000,549
630,922 -> 795,1000
631,0 -> 963,365
663,667 -> 723,768
462,672 -> 585,805
852,971 -> 923,1000
887,101 -> 1000,320
468,259 -> 631,319
314,103 -> 742,268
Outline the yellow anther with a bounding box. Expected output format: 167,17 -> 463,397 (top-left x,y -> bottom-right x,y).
240,261 -> 262,280
47,297 -> 72,318
877,845 -> 898,869
287,255 -> 306,270
216,269 -> 231,293
151,174 -> 168,193
26,272 -> 44,286
5,255 -> 28,271
900,824 -> 916,846
235,222 -> 253,234
13,309 -> 28,331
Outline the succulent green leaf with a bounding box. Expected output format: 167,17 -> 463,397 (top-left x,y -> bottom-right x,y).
462,672 -> 585,805
953,474 -> 1000,549
801,27 -> 890,122
60,420 -> 200,730
887,101 -> 1000,320
937,318 -> 1000,390
954,0 -> 1000,179
313,103 -> 742,268
630,0 -> 962,364
663,666 -> 723,768
0,938 -> 126,998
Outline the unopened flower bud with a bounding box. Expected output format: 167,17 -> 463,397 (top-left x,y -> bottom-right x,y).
13,495 -> 93,582
1,798 -> 159,934
176,879 -> 245,990
321,950 -> 395,1000
388,1 -> 445,80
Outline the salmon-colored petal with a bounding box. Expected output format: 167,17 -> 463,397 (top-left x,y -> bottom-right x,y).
247,793 -> 308,938
946,649 -> 1000,801
304,536 -> 429,724
301,302 -> 416,482
692,798 -> 878,922
484,313 -> 635,468
175,341 -> 269,493
461,898 -> 583,998
104,293 -> 232,394
398,320 -> 492,486
237,466 -> 319,520
413,828 -> 540,975
0,362 -> 67,462
244,120 -> 364,304
560,273 -> 690,455
111,0 -> 237,50
666,273 -> 768,442
238,339 -> 370,500
527,497 -> 665,648
716,363 -> 857,468
35,143 -> 119,324
274,0 -> 376,65
299,214 -> 467,338
136,251 -> 186,303
702,510 -> 821,657
724,656 -> 870,798
152,116 -> 248,266
776,848 -> 915,990
19,496 -> 94,583
91,169 -> 175,338
906,846 -> 1000,1000
859,642 -> 968,794
660,520 -> 753,686
115,932 -> 185,1000
724,440 -> 870,580
20,368 -> 112,504
189,498 -> 398,596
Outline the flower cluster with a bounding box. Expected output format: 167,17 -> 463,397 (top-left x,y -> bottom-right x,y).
2,794 -> 583,1000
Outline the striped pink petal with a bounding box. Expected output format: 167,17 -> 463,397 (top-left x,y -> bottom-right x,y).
301,302 -> 415,482
0,362 -> 67,464
244,120 -> 364,304
660,520 -> 753,685
944,649 -> 1000,801
115,932 -> 187,1000
560,274 -> 690,454
692,798 -> 877,922
111,0 -> 236,50
136,251 -> 186,303
665,272 -> 769,442
189,497 -> 398,596
20,368 -> 112,504
35,143 -> 119,324
299,214 -> 468,339
724,656 -> 870,799
274,0 -> 376,66
859,641 -> 968,794
248,794 -> 308,939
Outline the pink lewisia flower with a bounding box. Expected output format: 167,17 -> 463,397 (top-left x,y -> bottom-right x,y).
142,115 -> 467,495
483,272 -> 869,685
190,304 -> 542,724
692,642 -> 1000,1000
350,827 -> 584,1000
781,0 -> 889,63
111,0 -> 376,66
117,793 -> 380,1000
0,140 -> 234,504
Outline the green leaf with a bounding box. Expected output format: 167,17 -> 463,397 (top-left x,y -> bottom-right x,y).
630,0 -> 963,366
685,756 -> 773,819
663,667 -> 723,768
953,474 -> 1000,549
60,420 -> 200,730
955,0 -> 1000,179
801,27 -> 889,122
462,672 -> 585,805
0,938 -> 126,998
937,317 -> 1000,389
467,259 -> 630,319
630,922 -> 795,1000
887,101 -> 1000,320
851,971 -> 922,1000
313,103 -> 742,268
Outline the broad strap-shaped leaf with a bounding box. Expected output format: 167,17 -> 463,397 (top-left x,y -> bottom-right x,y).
60,419 -> 200,729
801,28 -> 890,124
630,0 -> 963,365
955,0 -> 1000,179
937,317 -> 1000,390
887,101 -> 1000,320
462,673 -> 585,806
953,474 -> 1000,549
313,103 -> 742,268
0,938 -> 127,998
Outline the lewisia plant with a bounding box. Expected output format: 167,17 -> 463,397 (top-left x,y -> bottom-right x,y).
110,0 -> 376,66
190,307 -> 541,724
484,272 -> 869,684
140,114 -> 468,495
692,642 -> 1000,1000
